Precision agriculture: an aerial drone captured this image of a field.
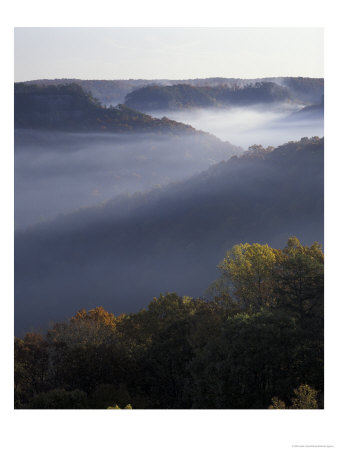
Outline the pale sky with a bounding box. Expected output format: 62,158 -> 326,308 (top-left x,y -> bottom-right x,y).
15,27 -> 323,82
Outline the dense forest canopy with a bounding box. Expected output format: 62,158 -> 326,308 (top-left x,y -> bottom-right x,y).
14,237 -> 323,409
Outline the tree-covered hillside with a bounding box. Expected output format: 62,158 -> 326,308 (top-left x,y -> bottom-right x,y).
15,128 -> 242,228
282,77 -> 324,104
23,77 -> 324,106
15,137 -> 323,335
15,237 -> 323,409
14,83 -> 202,134
125,82 -> 293,111
290,98 -> 324,121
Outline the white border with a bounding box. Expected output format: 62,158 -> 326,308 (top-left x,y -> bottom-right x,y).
2,1 -> 337,449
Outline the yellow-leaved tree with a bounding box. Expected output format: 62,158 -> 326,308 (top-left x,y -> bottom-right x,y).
217,242 -> 279,311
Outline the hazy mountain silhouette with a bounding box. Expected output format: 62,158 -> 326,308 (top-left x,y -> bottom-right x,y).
15,137 -> 323,335
22,77 -> 323,106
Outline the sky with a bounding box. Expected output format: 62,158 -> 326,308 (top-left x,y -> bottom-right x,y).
14,27 -> 323,81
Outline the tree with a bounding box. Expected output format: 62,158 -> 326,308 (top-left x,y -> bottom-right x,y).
268,397 -> 286,409
14,333 -> 49,407
14,237 -> 323,409
45,308 -> 129,393
274,237 -> 324,324
290,385 -> 318,409
107,404 -> 132,409
217,243 -> 278,311
188,309 -> 304,409
268,384 -> 318,409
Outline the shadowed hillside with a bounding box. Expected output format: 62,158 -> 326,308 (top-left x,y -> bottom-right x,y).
125,82 -> 293,111
15,137 -> 323,335
23,77 -> 324,106
15,83 -> 202,134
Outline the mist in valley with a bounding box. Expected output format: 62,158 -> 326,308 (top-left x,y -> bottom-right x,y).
149,104 -> 324,149
14,93 -> 324,335
12,24 -> 326,415
15,137 -> 323,335
15,130 -> 241,228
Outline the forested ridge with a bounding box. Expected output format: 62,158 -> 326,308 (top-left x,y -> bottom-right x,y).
15,137 -> 323,335
14,80 -> 324,411
14,83 -> 201,134
123,78 -> 323,112
125,82 -> 293,111
14,237 -> 323,409
24,77 -> 324,106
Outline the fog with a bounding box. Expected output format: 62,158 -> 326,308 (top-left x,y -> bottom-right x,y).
15,104 -> 323,230
15,130 -> 240,228
15,138 -> 323,335
149,104 -> 324,149
14,104 -> 323,335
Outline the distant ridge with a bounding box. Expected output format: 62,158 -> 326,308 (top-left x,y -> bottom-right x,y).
14,83 -> 199,135
125,82 -> 292,111
21,77 -> 324,106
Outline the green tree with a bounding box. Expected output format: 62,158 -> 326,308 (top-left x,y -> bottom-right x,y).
46,308 -> 129,394
274,237 -> 324,324
188,310 -> 305,409
217,243 -> 278,311
14,333 -> 49,407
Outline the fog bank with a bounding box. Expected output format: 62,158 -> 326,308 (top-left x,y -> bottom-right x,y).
15,138 -> 324,335
15,130 -> 241,228
150,105 -> 324,149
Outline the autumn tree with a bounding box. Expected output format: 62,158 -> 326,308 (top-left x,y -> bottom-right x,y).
217,243 -> 278,311
14,238 -> 323,409
45,307 -> 128,393
269,384 -> 319,409
290,385 -> 318,409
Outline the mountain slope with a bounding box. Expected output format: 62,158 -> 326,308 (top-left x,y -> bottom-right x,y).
15,128 -> 242,228
23,77 -> 324,106
290,102 -> 324,121
15,83 -> 200,134
15,137 -> 324,335
124,82 -> 293,111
